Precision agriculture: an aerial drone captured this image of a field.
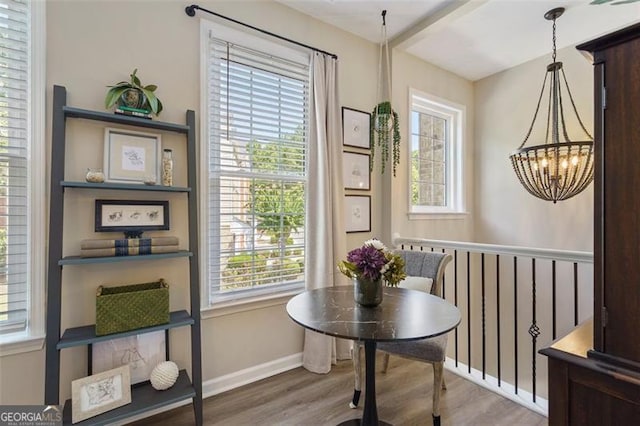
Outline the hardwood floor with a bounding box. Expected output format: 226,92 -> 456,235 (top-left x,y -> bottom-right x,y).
130,356 -> 547,425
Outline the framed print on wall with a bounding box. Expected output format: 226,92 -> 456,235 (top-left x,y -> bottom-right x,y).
342,107 -> 371,149
343,151 -> 370,190
71,365 -> 132,424
104,127 -> 161,184
95,199 -> 170,235
345,195 -> 371,233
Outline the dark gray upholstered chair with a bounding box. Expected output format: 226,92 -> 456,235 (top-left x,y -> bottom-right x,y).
350,250 -> 453,425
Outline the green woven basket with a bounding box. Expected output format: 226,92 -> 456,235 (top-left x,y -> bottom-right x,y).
96,279 -> 169,336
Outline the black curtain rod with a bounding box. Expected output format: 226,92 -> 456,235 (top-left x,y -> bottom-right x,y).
185,4 -> 338,60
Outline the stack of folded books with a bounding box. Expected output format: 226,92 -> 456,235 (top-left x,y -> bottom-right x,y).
114,105 -> 153,119
80,236 -> 179,258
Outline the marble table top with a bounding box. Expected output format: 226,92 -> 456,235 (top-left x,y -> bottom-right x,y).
286,286 -> 461,342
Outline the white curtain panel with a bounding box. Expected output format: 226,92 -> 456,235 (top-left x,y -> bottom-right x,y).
302,52 -> 350,373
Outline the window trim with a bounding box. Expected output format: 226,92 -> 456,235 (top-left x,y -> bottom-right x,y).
199,19 -> 308,310
0,0 -> 46,355
408,88 -> 466,217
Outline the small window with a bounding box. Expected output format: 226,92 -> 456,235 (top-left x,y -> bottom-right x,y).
202,22 -> 309,306
409,89 -> 465,215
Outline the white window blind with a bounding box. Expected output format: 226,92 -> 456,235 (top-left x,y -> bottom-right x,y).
0,0 -> 30,334
207,32 -> 309,303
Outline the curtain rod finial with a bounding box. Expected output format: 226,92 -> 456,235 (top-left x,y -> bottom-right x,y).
185,5 -> 198,17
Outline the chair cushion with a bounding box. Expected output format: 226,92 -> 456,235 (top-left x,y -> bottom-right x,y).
377,334 -> 448,362
398,276 -> 433,293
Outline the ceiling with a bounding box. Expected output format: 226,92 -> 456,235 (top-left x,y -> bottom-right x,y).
277,0 -> 640,81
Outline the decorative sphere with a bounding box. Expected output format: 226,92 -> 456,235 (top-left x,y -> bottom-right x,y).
150,361 -> 179,390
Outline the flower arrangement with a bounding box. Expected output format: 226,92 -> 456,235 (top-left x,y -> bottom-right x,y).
338,239 -> 406,286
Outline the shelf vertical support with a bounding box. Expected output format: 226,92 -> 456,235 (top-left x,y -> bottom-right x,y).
186,109 -> 203,425
45,85 -> 67,404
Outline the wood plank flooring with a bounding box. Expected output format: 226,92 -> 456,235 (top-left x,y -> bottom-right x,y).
130,356 -> 547,425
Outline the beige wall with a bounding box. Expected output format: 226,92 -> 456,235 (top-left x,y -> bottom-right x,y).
473,46 -> 594,251
385,49 -> 475,243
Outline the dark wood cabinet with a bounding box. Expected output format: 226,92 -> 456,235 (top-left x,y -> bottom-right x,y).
541,23 -> 640,425
580,23 -> 640,363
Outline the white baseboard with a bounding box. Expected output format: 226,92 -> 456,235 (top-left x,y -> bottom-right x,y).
203,352 -> 303,398
444,358 -> 548,417
116,352 -> 303,425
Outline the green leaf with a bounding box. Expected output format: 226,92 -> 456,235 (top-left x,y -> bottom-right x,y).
156,98 -> 163,114
141,87 -> 159,114
144,84 -> 157,92
104,87 -> 127,108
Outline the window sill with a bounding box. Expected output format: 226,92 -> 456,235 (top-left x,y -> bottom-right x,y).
0,334 -> 45,357
201,289 -> 303,319
408,211 -> 470,220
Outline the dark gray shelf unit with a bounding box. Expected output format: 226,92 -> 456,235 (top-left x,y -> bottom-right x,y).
45,85 -> 202,426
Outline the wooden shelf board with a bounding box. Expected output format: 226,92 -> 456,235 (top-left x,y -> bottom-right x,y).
62,370 -> 195,425
57,310 -> 194,349
59,250 -> 192,266
61,181 -> 190,192
63,106 -> 190,133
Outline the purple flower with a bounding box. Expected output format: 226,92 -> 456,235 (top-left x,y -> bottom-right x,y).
346,245 -> 387,281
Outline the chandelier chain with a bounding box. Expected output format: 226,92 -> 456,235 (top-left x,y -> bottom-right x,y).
518,72 -> 549,149
552,17 -> 557,63
560,69 -> 594,140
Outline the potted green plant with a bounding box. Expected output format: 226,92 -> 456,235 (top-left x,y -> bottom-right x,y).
105,69 -> 163,115
370,101 -> 401,176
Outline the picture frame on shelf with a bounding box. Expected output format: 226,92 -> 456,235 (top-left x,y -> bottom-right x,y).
345,195 -> 371,233
71,365 -> 132,424
104,127 -> 161,184
342,107 -> 371,149
91,331 -> 166,385
95,199 -> 169,235
343,151 -> 370,190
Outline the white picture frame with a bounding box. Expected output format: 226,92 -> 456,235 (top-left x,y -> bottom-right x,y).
104,128 -> 161,184
342,107 -> 371,149
343,151 -> 370,190
345,195 -> 371,233
71,365 -> 132,424
92,331 -> 166,385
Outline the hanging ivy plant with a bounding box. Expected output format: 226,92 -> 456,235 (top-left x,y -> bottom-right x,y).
370,101 -> 401,176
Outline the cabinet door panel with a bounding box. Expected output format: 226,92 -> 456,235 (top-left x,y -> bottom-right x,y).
601,38 -> 640,362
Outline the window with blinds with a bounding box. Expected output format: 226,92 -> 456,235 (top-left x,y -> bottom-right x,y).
206,31 -> 309,303
0,0 -> 30,334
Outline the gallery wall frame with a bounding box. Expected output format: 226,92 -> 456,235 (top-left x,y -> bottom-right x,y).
345,195 -> 371,233
104,127 -> 162,184
71,365 -> 132,423
342,107 -> 371,149
343,151 -> 371,190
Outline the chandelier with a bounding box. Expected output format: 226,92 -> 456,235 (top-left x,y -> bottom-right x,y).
509,7 -> 593,203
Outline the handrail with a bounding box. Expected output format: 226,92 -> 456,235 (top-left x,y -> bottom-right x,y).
392,233 -> 593,264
